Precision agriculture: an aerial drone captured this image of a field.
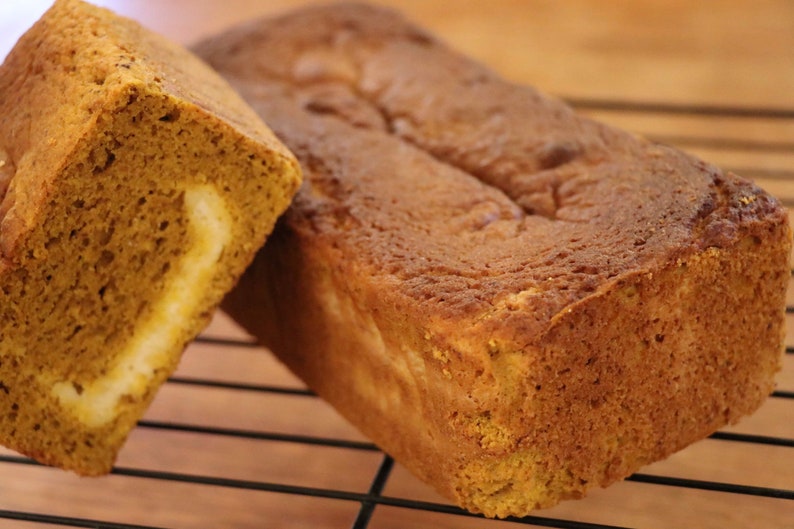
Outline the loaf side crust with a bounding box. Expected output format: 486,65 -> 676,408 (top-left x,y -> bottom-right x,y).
0,0 -> 301,474
197,3 -> 791,517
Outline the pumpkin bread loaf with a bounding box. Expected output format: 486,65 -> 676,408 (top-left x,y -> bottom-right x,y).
197,3 -> 790,517
0,0 -> 301,475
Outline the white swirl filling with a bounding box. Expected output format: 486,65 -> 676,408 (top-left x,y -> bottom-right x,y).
52,184 -> 231,427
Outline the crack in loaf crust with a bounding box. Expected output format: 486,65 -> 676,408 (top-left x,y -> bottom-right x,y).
196,3 -> 791,517
0,0 -> 301,474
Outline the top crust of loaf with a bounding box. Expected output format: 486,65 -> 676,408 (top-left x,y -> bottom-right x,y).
197,2 -> 788,337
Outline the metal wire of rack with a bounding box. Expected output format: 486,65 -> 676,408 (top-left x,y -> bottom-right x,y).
0,98 -> 792,529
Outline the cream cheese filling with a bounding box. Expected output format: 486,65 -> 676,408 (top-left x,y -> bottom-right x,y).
51,184 -> 231,427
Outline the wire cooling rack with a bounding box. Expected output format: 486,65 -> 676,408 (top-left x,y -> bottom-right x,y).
0,98 -> 792,529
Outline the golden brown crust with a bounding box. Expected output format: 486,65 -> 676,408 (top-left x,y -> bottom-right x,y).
197,2 -> 790,517
0,0 -> 301,474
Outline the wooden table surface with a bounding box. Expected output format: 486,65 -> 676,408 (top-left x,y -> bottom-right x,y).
1,1 -> 793,528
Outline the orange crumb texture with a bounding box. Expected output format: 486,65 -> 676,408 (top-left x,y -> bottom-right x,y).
0,0 -> 300,475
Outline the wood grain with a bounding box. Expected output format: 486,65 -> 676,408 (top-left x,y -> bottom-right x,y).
1,1 -> 792,528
